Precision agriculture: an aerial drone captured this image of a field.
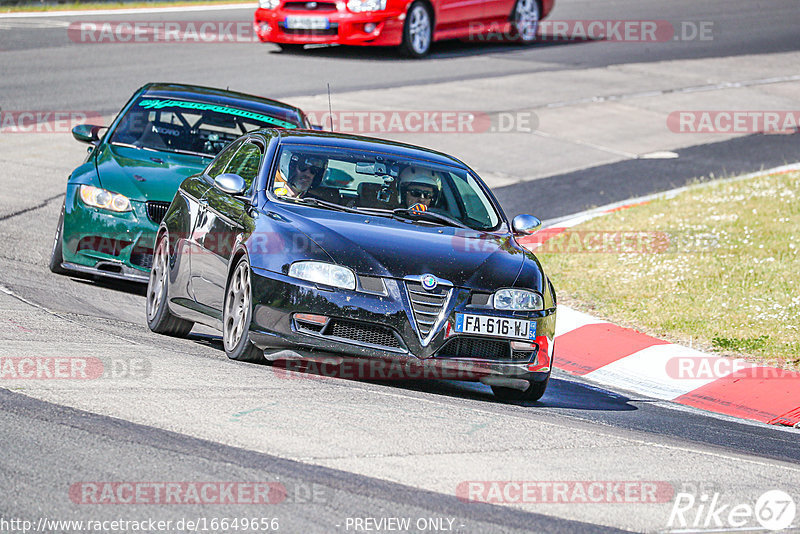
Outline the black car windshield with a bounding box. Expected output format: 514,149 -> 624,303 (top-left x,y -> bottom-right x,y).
269,145 -> 502,231
109,96 -> 302,157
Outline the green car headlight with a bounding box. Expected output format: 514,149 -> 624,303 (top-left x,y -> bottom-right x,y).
79,185 -> 132,212
288,261 -> 356,290
347,0 -> 386,12
493,289 -> 543,311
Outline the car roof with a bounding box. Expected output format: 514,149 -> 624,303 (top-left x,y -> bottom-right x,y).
139,83 -> 306,125
262,129 -> 471,169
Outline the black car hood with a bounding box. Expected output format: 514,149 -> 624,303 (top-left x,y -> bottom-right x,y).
280,205 -> 526,291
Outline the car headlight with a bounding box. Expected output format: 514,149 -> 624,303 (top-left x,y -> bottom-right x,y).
347,0 -> 386,12
493,289 -> 543,311
79,185 -> 132,212
288,261 -> 356,290
259,0 -> 280,8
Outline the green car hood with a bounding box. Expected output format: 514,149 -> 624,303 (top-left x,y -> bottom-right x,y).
94,144 -> 210,202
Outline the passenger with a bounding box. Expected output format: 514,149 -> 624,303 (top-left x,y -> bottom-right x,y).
398,166 -> 440,209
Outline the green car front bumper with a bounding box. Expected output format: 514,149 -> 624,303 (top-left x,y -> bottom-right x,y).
59,184 -> 165,283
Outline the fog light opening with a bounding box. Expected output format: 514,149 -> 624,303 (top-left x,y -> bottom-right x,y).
364,22 -> 377,33
294,313 -> 329,326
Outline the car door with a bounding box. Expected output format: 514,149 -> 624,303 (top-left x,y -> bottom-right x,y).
483,0 -> 514,22
191,139 -> 264,316
434,0 -> 484,29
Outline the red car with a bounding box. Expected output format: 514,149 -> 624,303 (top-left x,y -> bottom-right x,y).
254,0 -> 555,57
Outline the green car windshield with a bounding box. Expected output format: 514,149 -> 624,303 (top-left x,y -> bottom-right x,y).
270,145 -> 502,231
110,97 -> 302,157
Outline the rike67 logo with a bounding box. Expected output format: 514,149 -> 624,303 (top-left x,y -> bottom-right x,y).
669,490 -> 796,531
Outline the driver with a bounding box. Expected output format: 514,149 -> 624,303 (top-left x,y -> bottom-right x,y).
398,166 -> 440,209
274,153 -> 328,198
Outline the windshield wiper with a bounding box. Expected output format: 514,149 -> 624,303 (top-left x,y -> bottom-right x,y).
391,208 -> 472,229
109,142 -> 211,159
281,196 -> 360,213
157,147 -> 213,158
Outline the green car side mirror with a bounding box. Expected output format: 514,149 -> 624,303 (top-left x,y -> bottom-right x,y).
72,124 -> 103,144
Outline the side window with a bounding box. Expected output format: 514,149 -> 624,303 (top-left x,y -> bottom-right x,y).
451,173 -> 494,227
206,139 -> 244,180
225,142 -> 263,189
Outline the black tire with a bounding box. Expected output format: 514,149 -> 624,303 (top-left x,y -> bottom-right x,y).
510,0 -> 540,44
146,233 -> 194,337
399,1 -> 433,58
49,203 -> 68,274
277,43 -> 305,53
492,377 -> 548,402
222,257 -> 263,363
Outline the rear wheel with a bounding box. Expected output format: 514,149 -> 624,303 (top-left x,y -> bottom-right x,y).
223,257 -> 263,363
49,203 -> 68,274
492,377 -> 548,402
146,234 -> 194,337
400,1 -> 433,58
510,0 -> 540,43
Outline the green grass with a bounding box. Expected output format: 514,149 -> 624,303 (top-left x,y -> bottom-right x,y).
536,169 -> 800,368
1,0 -> 247,13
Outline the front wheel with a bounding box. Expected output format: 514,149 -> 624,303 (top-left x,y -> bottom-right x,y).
49,203 -> 68,274
511,0 -> 540,43
223,257 -> 263,363
492,377 -> 548,402
400,1 -> 433,58
146,233 -> 194,337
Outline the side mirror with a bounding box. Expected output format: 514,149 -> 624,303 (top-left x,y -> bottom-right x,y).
214,173 -> 248,195
72,124 -> 103,144
512,214 -> 542,235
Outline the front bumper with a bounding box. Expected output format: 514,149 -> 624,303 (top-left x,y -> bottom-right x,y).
60,184 -> 161,283
254,7 -> 405,46
248,267 -> 556,383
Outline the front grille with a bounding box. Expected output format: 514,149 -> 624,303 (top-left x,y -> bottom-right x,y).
328,320 -> 401,349
146,201 -> 171,224
130,244 -> 154,270
406,281 -> 449,339
283,1 -> 337,10
437,337 -> 533,362
280,26 -> 338,36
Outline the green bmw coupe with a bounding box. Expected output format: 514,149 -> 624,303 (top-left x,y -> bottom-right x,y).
49,82 -> 311,282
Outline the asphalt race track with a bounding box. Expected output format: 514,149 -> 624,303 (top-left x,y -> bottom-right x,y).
1,0 -> 800,532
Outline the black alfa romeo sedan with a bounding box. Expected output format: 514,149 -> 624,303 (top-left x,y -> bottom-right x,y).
146,129 -> 556,401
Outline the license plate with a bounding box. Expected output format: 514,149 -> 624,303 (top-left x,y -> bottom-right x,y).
455,314 -> 536,340
284,16 -> 330,30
